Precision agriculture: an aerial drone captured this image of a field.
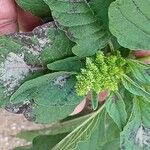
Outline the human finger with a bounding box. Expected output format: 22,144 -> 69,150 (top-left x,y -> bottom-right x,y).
17,6 -> 43,32
0,0 -> 18,35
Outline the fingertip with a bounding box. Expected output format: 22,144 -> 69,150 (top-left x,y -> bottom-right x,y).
17,6 -> 43,32
70,99 -> 86,116
99,90 -> 109,102
0,0 -> 18,35
133,50 -> 150,58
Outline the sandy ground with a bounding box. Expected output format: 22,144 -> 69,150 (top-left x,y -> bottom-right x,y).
0,109 -> 47,150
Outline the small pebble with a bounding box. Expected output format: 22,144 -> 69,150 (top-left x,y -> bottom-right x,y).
0,109 -> 50,150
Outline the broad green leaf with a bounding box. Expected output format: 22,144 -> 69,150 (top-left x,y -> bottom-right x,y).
31,104 -> 78,124
0,22 -> 74,107
16,0 -> 51,19
77,114 -> 120,150
121,97 -> 150,150
16,109 -> 120,150
44,0 -> 110,57
52,106 -> 120,150
122,75 -> 150,102
10,72 -> 80,105
109,0 -> 150,50
89,0 -> 114,28
128,60 -> 150,85
10,72 -> 83,123
16,114 -> 91,142
119,88 -> 133,119
101,138 -> 120,150
128,59 -> 150,70
15,133 -> 68,150
52,106 -> 105,150
24,107 -> 72,123
103,114 -> 120,143
47,56 -> 85,72
88,0 -> 125,53
1,22 -> 74,65
32,133 -> 68,150
105,92 -> 127,130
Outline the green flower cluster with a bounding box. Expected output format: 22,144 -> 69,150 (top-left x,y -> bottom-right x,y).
76,52 -> 128,96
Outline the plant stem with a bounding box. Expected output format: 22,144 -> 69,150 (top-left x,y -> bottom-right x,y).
108,40 -> 115,52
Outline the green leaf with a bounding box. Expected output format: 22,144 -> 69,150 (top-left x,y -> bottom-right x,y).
10,72 -> 79,105
91,90 -> 98,110
109,0 -> 150,50
119,87 -> 133,119
0,22 -> 74,107
89,0 -> 126,55
52,105 -> 105,150
128,59 -> 150,85
96,113 -> 120,150
47,56 -> 85,72
128,59 -> 149,70
105,92 -> 127,130
16,109 -> 120,150
1,22 -> 74,65
122,75 -> 150,102
101,138 -> 120,150
89,0 -> 114,28
52,106 -> 120,150
32,133 -> 68,150
16,0 -> 51,19
44,0 -> 110,57
10,72 -> 83,123
15,133 -> 68,150
31,104 -> 79,124
81,113 -> 120,149
16,114 -> 91,142
121,96 -> 150,150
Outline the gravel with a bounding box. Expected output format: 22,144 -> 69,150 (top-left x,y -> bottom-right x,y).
0,109 -> 48,150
